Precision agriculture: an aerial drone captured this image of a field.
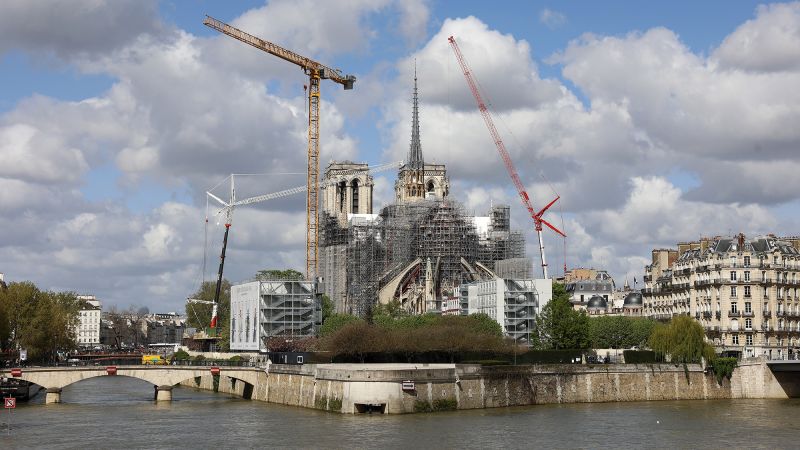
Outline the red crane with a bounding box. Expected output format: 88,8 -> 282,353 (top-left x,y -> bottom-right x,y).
448,36 -> 565,279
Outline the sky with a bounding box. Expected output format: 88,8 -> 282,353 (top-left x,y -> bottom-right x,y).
2,0 -> 800,312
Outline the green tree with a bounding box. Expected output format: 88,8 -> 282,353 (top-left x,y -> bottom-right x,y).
463,313 -> 503,338
24,291 -> 81,363
186,280 -> 231,350
534,283 -> 590,349
319,313 -> 362,337
0,281 -> 39,351
0,282 -> 81,362
321,295 -> 334,323
628,318 -> 658,348
255,269 -> 304,281
372,300 -> 409,320
648,315 -> 715,364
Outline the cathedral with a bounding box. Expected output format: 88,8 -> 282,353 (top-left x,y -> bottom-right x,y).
318,73 -> 527,316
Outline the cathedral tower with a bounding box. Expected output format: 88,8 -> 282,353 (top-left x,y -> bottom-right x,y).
396,67 -> 449,204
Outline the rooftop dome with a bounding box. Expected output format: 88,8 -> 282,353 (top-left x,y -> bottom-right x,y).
587,295 -> 607,310
624,292 -> 643,307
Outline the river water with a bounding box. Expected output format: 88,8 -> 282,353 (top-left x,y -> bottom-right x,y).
1,377 -> 798,449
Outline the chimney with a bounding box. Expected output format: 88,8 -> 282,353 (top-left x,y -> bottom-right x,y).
0,272 -> 4,282
738,233 -> 745,248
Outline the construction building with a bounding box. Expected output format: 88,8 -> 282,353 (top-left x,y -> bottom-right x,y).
643,234 -> 800,359
229,279 -> 322,352
461,278 -> 552,345
319,74 -> 529,316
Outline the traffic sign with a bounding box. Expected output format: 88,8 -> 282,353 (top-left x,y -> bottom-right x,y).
10,368 -> 21,377
4,397 -> 15,409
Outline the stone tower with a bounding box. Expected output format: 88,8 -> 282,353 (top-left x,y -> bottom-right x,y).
395,67 -> 449,204
321,161 -> 374,225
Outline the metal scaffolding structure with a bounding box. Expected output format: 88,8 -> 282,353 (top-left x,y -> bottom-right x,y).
320,199 -> 527,317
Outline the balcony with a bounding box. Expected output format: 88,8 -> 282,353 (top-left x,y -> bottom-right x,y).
702,311 -> 712,319
742,311 -> 755,318
763,309 -> 772,317
762,323 -> 773,331
777,311 -> 787,317
715,311 -> 722,320
727,310 -> 742,318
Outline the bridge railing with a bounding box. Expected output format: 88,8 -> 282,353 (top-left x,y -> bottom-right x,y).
28,359 -> 258,368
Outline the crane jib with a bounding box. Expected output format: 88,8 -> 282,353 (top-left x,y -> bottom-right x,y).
203,15 -> 355,89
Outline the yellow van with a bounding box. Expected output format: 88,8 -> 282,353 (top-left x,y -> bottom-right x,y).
141,354 -> 168,365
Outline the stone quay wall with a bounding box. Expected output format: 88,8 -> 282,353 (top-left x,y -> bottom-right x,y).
181,362 -> 743,414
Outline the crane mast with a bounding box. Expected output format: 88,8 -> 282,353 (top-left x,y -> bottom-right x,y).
202,161 -> 403,334
204,15 -> 355,280
448,36 -> 565,279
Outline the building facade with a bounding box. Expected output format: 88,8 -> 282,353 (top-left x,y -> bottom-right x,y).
75,295 -> 101,348
461,278 -> 552,346
564,269 -> 615,311
230,279 -> 322,352
643,234 -> 800,359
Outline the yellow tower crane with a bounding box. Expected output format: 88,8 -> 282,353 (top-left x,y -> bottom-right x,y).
203,15 -> 355,279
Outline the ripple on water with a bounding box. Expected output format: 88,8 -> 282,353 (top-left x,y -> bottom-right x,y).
2,377 -> 799,449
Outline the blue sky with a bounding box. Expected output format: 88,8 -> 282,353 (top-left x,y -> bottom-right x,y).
1,0 -> 799,311
0,0 -> 767,212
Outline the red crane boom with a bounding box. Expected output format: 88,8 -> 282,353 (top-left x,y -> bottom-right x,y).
448,36 -> 565,279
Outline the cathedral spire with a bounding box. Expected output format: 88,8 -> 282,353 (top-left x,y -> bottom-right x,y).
408,61 -> 423,169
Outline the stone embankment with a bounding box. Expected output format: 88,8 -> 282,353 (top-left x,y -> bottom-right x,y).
181,360 -> 785,414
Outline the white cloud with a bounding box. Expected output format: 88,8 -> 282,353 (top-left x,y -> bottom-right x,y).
714,2 -> 800,72
539,8 -> 567,29
395,0 -> 431,44
2,2 -> 800,309
0,0 -> 164,59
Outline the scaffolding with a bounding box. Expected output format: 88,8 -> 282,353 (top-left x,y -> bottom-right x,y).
320,198 -> 528,317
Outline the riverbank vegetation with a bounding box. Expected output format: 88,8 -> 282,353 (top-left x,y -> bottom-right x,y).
0,281 -> 84,362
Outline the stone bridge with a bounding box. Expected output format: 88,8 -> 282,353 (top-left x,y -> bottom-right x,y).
1,366 -> 262,404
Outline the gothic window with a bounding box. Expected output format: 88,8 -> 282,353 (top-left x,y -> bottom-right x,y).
427,180 -> 435,193
338,181 -> 346,212
352,179 -> 360,214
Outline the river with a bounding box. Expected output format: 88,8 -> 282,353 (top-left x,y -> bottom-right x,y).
1,377 -> 797,449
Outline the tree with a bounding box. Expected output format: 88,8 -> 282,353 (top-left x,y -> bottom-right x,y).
24,291 -> 81,363
534,283 -> 590,349
319,313 -> 362,336
186,279 -> 231,350
648,315 -> 715,364
0,281 -> 39,351
0,282 -> 81,362
104,307 -> 132,349
255,269 -> 304,281
321,295 -> 334,323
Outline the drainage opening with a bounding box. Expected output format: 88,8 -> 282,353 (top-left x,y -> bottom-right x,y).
354,403 -> 386,414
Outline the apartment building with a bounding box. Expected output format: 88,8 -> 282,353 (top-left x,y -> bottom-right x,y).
643,234 -> 800,359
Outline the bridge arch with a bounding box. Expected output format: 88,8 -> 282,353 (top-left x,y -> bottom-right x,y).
4,366 -> 261,403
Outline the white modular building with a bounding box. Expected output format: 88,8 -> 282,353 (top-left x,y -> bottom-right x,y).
230,279 -> 322,352
461,278 -> 552,346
